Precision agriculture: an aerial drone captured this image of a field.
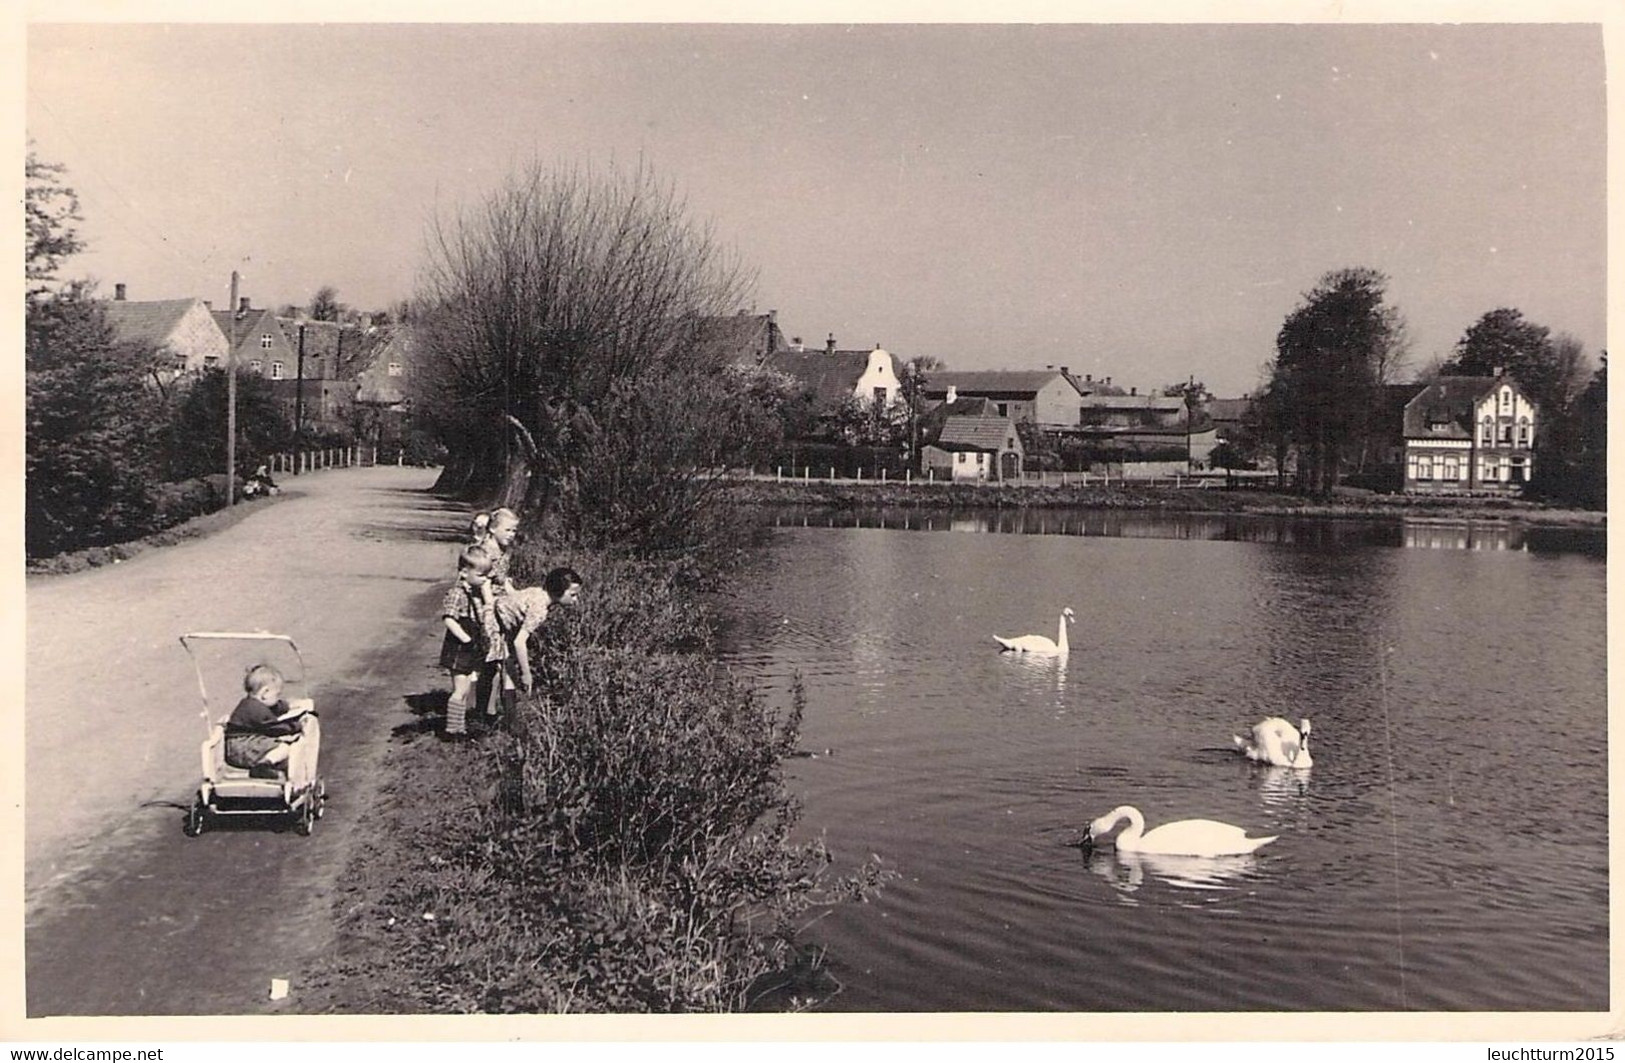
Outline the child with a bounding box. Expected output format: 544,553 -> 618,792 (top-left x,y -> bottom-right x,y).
493,566 -> 584,701
472,508 -> 521,596
439,544 -> 502,737
224,664 -> 319,789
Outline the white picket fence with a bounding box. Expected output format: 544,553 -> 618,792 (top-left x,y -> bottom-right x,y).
266,446 -> 414,474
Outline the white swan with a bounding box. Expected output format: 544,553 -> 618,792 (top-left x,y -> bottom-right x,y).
1233,717 -> 1313,769
1082,805 -> 1277,857
994,607 -> 1075,657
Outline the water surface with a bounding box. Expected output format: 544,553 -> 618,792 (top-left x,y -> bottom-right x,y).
716,508 -> 1607,1011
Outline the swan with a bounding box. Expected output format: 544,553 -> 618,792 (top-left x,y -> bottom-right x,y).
1079,805 -> 1277,857
994,607 -> 1075,657
1233,717 -> 1313,769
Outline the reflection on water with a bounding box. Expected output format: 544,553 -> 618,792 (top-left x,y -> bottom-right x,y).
764,505 -> 1604,556
1087,847 -> 1265,903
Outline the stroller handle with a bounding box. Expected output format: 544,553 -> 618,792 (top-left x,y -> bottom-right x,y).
179,632 -> 307,725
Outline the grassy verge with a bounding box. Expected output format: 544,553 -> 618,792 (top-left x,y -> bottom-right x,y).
302,546 -> 879,1013
25,491 -> 291,578
724,478 -> 1605,527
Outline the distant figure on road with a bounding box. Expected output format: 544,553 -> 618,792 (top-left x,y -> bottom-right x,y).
224,664 -> 317,785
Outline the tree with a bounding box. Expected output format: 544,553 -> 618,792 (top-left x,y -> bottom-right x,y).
26,293 -> 165,556
1263,268 -> 1408,495
26,149 -> 85,305
897,354 -> 942,471
412,159 -> 752,517
166,368 -> 295,480
309,285 -> 345,322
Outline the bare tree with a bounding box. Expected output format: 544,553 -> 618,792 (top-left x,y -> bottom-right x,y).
412,160 -> 753,514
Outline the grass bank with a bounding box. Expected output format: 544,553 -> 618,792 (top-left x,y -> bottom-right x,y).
302,545 -> 877,1013
25,489 -> 290,578
725,478 -> 1606,528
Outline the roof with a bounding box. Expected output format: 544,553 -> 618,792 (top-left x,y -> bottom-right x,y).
1402,376 -> 1507,438
697,312 -> 783,366
762,348 -> 877,406
100,298 -> 200,347
277,317 -> 382,378
937,415 -> 1019,452
210,307 -> 283,349
354,324 -> 416,405
1206,397 -> 1253,423
922,369 -> 1078,399
1079,392 -> 1185,411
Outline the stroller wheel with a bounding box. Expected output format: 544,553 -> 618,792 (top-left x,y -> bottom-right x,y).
183,797 -> 207,837
295,798 -> 316,837
313,779 -> 327,820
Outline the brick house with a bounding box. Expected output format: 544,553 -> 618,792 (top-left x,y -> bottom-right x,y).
1401,374 -> 1537,493
920,369 -> 1084,428
211,298 -> 300,383
100,284 -> 229,378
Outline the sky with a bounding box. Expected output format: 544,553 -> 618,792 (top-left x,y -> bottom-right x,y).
23,18 -> 1608,397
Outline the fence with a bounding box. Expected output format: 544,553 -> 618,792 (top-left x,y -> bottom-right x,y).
740,466 -> 1240,489
266,446 -> 422,474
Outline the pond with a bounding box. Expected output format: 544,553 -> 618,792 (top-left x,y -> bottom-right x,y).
714,508 -> 1608,1012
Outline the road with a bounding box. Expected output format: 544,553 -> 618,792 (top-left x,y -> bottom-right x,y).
24,465 -> 464,1015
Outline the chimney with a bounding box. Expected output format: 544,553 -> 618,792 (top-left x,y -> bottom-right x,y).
114,283 -> 127,301
203,300 -> 213,310
790,336 -> 804,351
1131,386 -> 1138,396
826,333 -> 836,354
768,310 -> 776,323
239,296 -> 251,313
1085,373 -> 1092,383
1105,376 -> 1112,387
1493,366 -> 1504,377
946,385 -> 958,404
1060,365 -> 1069,375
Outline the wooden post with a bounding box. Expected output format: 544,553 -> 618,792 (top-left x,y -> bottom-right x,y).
225,271 -> 239,506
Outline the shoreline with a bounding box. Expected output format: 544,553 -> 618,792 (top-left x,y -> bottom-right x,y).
723,479 -> 1606,529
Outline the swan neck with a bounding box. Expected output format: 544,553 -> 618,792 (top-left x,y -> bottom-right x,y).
1107,805 -> 1144,845
1058,611 -> 1069,654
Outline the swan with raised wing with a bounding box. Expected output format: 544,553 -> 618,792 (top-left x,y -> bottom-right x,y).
1233,717 -> 1313,769
1077,805 -> 1277,857
994,607 -> 1074,657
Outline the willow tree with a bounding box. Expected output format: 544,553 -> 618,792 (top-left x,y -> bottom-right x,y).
412,161 -> 753,514
1265,268 -> 1408,495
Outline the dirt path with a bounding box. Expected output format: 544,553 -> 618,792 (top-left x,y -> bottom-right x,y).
24,465 -> 466,1016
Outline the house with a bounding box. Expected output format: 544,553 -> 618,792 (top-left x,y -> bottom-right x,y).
353,322 -> 415,411
1205,396 -> 1253,443
698,309 -> 786,367
921,414 -> 1025,482
762,336 -> 901,411
99,284 -> 230,377
210,298 -> 300,383
920,369 -> 1084,427
1400,373 -> 1537,493
1078,389 -> 1188,429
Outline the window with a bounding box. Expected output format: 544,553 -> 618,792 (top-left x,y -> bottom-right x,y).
387,362 -> 403,377
249,359 -> 262,373
203,355 -> 219,368
1500,388 -> 1512,413
1499,424 -> 1513,445
996,402 -> 1008,417
873,387 -> 887,405
956,453 -> 966,464
1480,418 -> 1494,446
1416,456 -> 1433,481
1442,457 -> 1458,482
260,333 -> 274,349
271,361 -> 284,380
1517,418 -> 1530,446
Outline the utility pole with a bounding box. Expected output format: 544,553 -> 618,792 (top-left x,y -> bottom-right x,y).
295,323 -> 307,470
226,270 -> 240,506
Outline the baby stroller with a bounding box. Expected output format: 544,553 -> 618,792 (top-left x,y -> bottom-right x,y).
180,631 -> 327,837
